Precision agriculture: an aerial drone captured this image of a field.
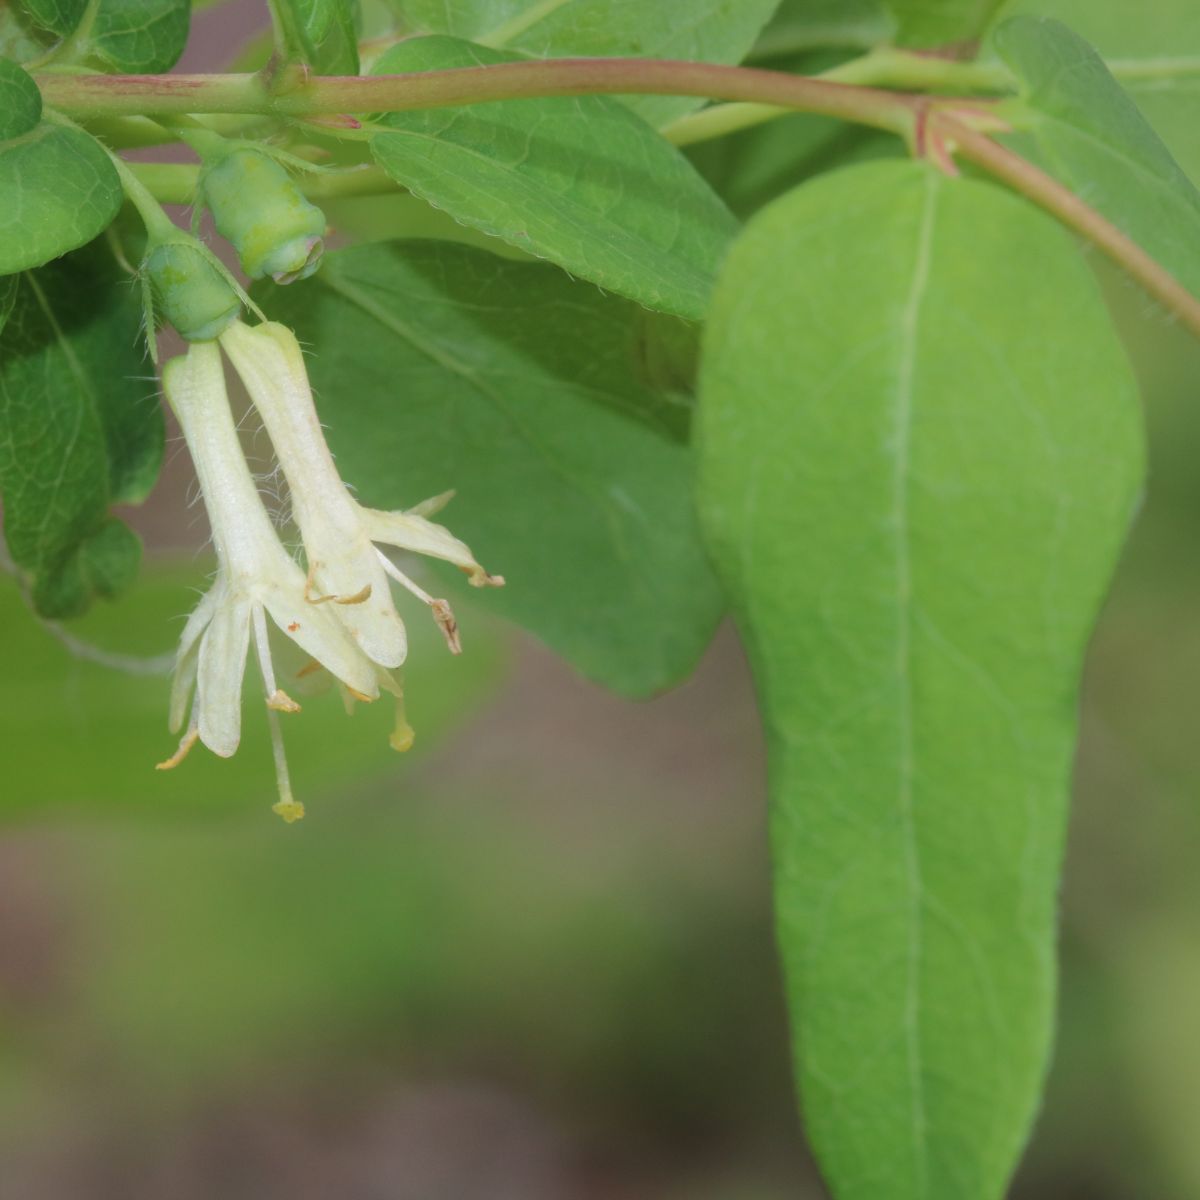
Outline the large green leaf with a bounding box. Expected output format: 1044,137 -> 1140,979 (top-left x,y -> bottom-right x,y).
0,122 -> 122,273
987,0 -> 1200,183
886,0 -> 1005,45
262,239 -> 722,697
369,36 -> 737,323
0,239 -> 162,618
387,0 -> 780,126
696,160 -> 1143,1199
994,16 -> 1200,299
17,0 -> 190,70
270,0 -> 358,73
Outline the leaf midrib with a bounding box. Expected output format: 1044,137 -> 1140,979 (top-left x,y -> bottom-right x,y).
893,170 -> 938,1198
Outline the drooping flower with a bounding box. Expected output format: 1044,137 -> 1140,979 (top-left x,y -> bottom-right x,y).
158,340 -> 410,822
218,320 -> 502,670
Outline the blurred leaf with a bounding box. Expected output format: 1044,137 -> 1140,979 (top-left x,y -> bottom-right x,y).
995,16 -> 1200,298
262,239 -> 723,697
887,0 -> 1005,45
0,1 -> 52,59
386,0 -> 781,126
0,123 -> 121,273
18,0 -> 190,70
270,0 -> 358,73
14,0 -> 84,34
0,239 -> 161,617
696,160 -> 1143,1200
753,0 -> 896,57
0,55 -> 40,137
0,559 -> 507,818
369,36 -> 737,322
986,0 -> 1200,183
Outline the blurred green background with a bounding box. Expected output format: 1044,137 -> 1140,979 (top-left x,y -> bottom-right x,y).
6,7 -> 1200,1199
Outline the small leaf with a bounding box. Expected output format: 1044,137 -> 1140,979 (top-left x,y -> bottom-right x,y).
696,160 -> 1143,1200
986,0 -> 1200,182
995,15 -> 1200,298
0,55 -> 41,137
0,123 -> 122,273
1,3 -> 57,60
85,0 -> 190,71
15,0 -> 87,36
369,36 -> 737,322
387,0 -> 780,126
271,0 -> 358,74
0,238 -> 163,618
20,0 -> 191,71
261,239 -> 723,697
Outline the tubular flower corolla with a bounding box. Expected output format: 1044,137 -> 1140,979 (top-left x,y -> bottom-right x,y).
158,340 -> 408,822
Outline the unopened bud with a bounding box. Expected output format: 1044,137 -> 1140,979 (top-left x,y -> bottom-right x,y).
145,239 -> 242,342
201,148 -> 327,283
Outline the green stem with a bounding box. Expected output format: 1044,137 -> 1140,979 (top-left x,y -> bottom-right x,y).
130,160 -> 399,204
103,147 -> 179,239
35,59 -> 922,137
665,48 -> 1200,147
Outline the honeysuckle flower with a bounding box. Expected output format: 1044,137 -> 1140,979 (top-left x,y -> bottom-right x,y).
158,339 -> 411,822
218,319 -> 503,670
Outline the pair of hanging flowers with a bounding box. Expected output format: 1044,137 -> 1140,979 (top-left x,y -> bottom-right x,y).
129,138 -> 501,821
156,320 -> 502,822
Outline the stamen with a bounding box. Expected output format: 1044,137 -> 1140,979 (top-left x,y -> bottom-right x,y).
374,669 -> 415,752
304,562 -> 337,605
334,583 -> 372,605
375,549 -> 462,654
156,723 -> 200,770
252,605 -> 279,696
463,567 -> 505,589
266,707 -> 305,823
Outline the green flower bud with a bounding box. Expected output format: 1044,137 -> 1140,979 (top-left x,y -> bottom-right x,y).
145,239 -> 243,342
201,148 -> 327,284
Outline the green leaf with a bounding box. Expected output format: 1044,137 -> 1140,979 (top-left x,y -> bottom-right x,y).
0,123 -> 122,273
994,16 -> 1200,298
15,0 -> 86,36
387,0 -> 780,126
86,0 -> 190,71
21,0 -> 191,71
270,0 -> 358,73
261,239 -> 723,697
0,274 -> 15,332
696,160 -> 1143,1200
887,0 -> 1005,44
0,55 -> 40,137
0,238 -> 163,618
753,0 -> 896,57
0,2 -> 55,60
369,36 -> 737,323
986,0 -> 1200,183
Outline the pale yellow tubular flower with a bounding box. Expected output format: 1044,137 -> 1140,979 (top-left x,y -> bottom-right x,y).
159,340 -> 387,821
219,320 -> 502,662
